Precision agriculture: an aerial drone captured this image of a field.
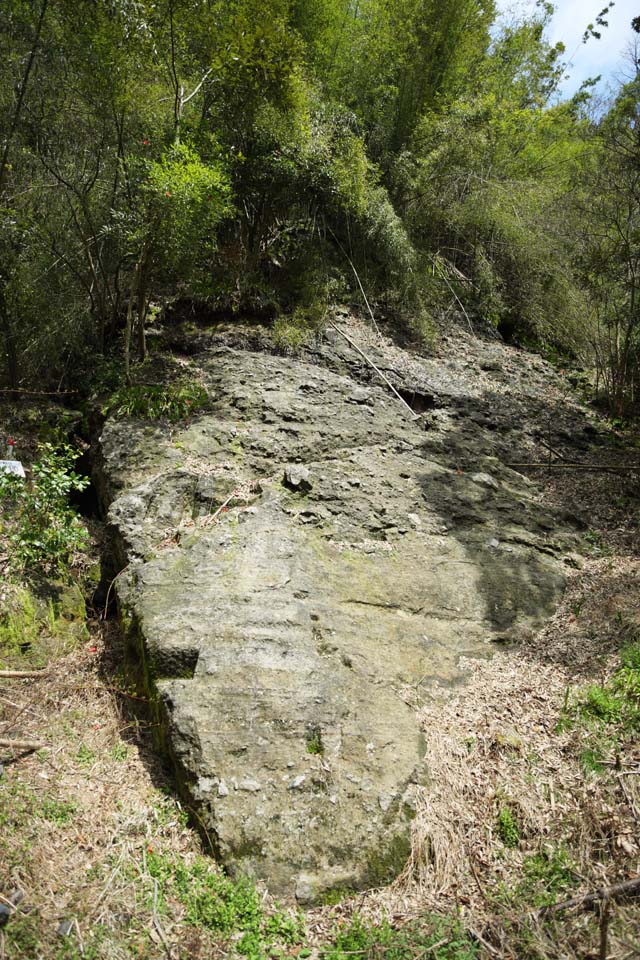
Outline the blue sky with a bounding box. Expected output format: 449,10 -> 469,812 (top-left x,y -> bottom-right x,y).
498,0 -> 638,100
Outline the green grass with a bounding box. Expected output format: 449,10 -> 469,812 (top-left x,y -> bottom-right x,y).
102,381 -> 209,422
40,798 -> 77,825
582,530 -> 612,557
579,747 -> 606,774
561,639 -> 640,738
141,851 -> 305,957
134,851 -> 477,960
77,743 -> 97,766
498,846 -> 577,910
320,915 -> 479,960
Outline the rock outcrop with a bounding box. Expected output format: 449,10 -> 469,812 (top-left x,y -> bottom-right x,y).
96,324 -> 575,901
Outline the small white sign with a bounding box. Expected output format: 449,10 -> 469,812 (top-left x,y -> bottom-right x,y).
0,460 -> 26,478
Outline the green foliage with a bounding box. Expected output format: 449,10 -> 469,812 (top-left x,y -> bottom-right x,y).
579,747 -> 606,774
272,305 -> 324,354
40,797 -> 77,825
143,851 -> 304,956
583,529 -> 612,556
77,744 -> 97,766
562,640 -> 640,735
0,0 -> 636,408
102,381 -> 209,421
306,728 -> 324,755
499,846 -> 576,909
496,806 -> 520,848
321,915 -> 478,960
0,444 -> 89,575
129,141 -> 232,281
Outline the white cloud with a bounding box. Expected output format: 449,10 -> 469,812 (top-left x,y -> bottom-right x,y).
497,0 -> 638,99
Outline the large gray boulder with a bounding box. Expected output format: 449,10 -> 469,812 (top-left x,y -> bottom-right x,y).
97,338 -> 570,901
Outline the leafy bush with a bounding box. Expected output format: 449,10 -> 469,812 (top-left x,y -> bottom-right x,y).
0,444 -> 89,575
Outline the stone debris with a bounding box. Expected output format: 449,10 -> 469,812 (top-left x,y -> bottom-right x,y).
283,464 -> 312,492
471,472 -> 499,489
287,775 -> 306,790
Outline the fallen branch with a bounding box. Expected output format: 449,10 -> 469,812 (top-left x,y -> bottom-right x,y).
540,877 -> 640,916
0,737 -> 46,751
508,462 -> 639,473
537,437 -> 566,461
328,320 -> 419,421
0,669 -> 48,679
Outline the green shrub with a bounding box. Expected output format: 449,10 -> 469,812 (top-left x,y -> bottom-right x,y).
306,728 -> 324,755
0,443 -> 89,575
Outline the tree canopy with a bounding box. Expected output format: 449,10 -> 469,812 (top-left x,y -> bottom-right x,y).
1,0 -> 639,410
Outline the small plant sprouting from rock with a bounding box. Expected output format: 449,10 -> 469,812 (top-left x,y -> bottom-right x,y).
306,728 -> 324,755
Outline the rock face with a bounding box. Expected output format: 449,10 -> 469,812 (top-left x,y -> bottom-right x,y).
96,328 -> 574,900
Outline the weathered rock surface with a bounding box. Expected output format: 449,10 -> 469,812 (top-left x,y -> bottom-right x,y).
96,326 -> 577,900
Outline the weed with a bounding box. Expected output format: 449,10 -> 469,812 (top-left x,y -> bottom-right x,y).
306,728 -> 324,755
320,886 -> 356,906
272,302 -> 325,355
579,747 -> 606,774
496,805 -> 520,848
110,742 -> 130,761
582,530 -> 611,557
513,847 -> 576,908
562,640 -> 640,737
102,381 -> 209,422
142,851 -> 305,956
77,743 -> 96,766
40,797 -> 77,824
321,915 -> 478,960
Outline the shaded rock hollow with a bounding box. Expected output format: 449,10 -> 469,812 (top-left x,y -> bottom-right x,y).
96,328 -> 574,901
